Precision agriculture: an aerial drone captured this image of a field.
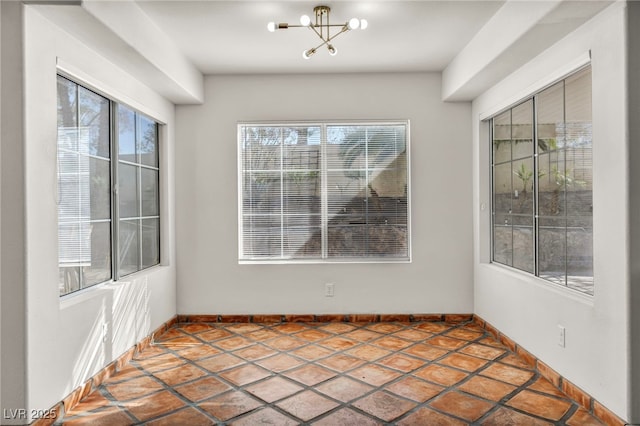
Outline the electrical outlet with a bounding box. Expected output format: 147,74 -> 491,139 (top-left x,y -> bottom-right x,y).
325,283 -> 335,297
557,325 -> 565,347
102,323 -> 108,343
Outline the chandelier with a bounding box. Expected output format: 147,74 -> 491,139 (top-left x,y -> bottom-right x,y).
267,5 -> 368,59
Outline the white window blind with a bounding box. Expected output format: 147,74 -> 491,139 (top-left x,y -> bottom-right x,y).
239,122 -> 410,262
57,76 -> 112,295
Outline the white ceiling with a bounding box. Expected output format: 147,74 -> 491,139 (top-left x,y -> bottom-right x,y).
34,0 -> 612,103
135,1 -> 505,75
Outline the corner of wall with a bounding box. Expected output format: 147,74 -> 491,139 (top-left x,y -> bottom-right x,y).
0,1 -> 27,423
625,1 -> 640,422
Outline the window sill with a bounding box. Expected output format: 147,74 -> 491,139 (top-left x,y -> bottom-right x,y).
59,263 -> 165,308
239,258 -> 411,265
480,262 -> 595,305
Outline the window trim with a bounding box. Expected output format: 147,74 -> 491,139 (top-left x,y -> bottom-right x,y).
487,64 -> 593,295
237,120 -> 412,264
57,74 -> 162,298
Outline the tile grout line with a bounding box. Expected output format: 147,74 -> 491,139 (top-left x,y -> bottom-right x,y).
163,320 -> 478,424
472,314 -> 626,426
70,321 -> 588,425
62,319 -> 559,424
131,320 -> 579,425
49,314 -> 624,425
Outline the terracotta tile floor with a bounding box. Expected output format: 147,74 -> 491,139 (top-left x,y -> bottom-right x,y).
58,321 -> 605,425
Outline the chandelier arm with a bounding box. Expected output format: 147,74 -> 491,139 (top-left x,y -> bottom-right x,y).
309,23 -> 349,44
308,24 -> 325,41
326,8 -> 329,42
285,24 -> 347,29
269,5 -> 363,57
325,25 -> 349,42
310,38 -> 330,52
304,25 -> 348,57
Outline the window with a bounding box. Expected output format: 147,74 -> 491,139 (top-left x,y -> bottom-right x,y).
490,66 -> 593,294
239,122 -> 409,262
57,75 -> 160,296
117,106 -> 160,276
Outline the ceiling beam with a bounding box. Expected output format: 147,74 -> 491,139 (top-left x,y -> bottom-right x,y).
442,0 -> 612,102
80,0 -> 203,104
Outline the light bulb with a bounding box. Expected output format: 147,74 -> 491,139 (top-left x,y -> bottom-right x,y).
300,14 -> 311,26
267,21 -> 276,32
348,18 -> 360,30
327,44 -> 337,56
302,48 -> 316,59
360,19 -> 368,30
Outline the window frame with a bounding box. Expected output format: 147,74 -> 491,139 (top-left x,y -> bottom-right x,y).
57,74 -> 161,297
114,104 -> 161,280
488,65 -> 593,295
237,120 -> 411,264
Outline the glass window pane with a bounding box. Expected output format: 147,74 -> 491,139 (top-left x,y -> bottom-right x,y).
90,158 -> 111,220
283,145 -> 320,171
283,126 -> 321,170
565,68 -> 593,218
511,100 -> 533,159
284,171 -> 320,215
59,265 -> 80,297
58,171 -> 80,222
327,171 -> 366,220
565,67 -> 592,133
57,77 -> 163,290
567,215 -> 593,294
82,221 -> 112,287
538,216 -> 567,285
118,105 -> 136,162
537,81 -> 565,152
78,87 -> 110,158
512,215 -> 533,273
141,218 -> 160,268
492,110 -> 511,164
58,222 -> 82,295
242,127 -> 282,171
284,217 -> 321,258
243,216 -> 281,258
493,163 -> 512,214
243,172 -> 281,215
538,151 -> 566,217
327,126 -> 367,170
327,225 -> 366,258
138,115 -> 158,167
119,219 -> 140,276
493,213 -> 513,267
78,156 -> 91,220
490,66 -> 592,293
141,168 -> 159,217
119,163 -> 139,218
367,126 -> 406,169
57,77 -> 78,151
240,122 -> 408,261
512,157 -> 534,215
57,77 -> 112,296
565,149 -> 592,215
367,224 -> 408,258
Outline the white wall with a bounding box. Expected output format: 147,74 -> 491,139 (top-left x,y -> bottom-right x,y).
0,2 -> 26,420
626,1 -> 640,421
19,6 -> 177,421
176,73 -> 473,315
472,3 -> 629,421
